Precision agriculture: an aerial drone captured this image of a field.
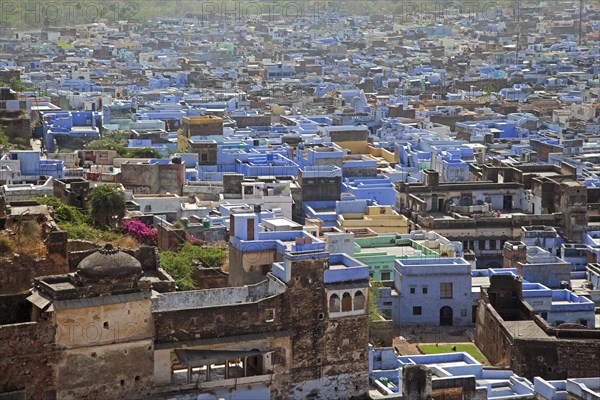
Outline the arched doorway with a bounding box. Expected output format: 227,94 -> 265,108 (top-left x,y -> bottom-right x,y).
440,306 -> 453,326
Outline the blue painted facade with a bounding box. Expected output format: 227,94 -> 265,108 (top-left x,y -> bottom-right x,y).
341,176 -> 396,206
369,346 -> 536,399
6,151 -> 65,180
383,257 -> 474,326
43,111 -> 101,152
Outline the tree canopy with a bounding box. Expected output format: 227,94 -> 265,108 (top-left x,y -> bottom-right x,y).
87,185 -> 126,228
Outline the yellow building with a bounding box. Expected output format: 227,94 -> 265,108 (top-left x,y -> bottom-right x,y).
337,205 -> 410,234
177,115 -> 224,152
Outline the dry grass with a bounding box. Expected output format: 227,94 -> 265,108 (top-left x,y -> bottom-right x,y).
0,235 -> 13,255
110,235 -> 141,250
3,220 -> 47,258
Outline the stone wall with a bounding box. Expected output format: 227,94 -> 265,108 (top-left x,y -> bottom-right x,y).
0,254 -> 68,295
475,291 -> 600,380
369,320 -> 394,346
192,267 -> 228,290
474,300 -> 513,367
56,340 -> 154,400
511,337 -> 600,380
232,115 -> 272,128
156,223 -> 186,252
155,256 -> 369,400
0,321 -> 60,398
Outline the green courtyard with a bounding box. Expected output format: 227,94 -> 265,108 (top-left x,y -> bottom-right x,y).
418,343 -> 487,363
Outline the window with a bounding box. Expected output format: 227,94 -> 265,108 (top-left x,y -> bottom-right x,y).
409,287 -> 416,294
422,287 -> 428,294
353,291 -> 365,310
381,271 -> 391,281
440,282 -> 453,299
265,309 -> 275,322
413,306 -> 422,315
341,292 -> 352,312
489,240 -> 496,250
479,240 -> 486,250
329,294 -> 340,312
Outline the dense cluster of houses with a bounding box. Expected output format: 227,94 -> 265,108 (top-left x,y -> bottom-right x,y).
0,1 -> 599,399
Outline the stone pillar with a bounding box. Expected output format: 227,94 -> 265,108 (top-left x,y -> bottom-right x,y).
402,364 -> 432,400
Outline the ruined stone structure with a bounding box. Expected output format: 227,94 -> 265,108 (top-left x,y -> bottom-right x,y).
0,245 -> 370,400
475,275 -> 600,381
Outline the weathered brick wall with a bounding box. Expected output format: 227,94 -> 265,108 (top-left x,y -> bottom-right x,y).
369,320 -> 394,346
0,255 -> 68,295
156,224 -> 185,252
232,115 -> 272,128
476,295 -> 600,380
191,268 -> 228,290
282,258 -> 369,398
154,257 -> 370,399
0,321 -> 60,399
511,338 -> 600,380
474,301 -> 512,367
154,295 -> 285,343
343,167 -> 377,178
56,341 -> 154,400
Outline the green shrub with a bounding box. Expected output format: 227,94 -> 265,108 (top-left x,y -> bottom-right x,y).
159,242 -> 226,291
34,196 -> 87,224
369,279 -> 384,325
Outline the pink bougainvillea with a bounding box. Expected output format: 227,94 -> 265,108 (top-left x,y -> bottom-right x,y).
121,219 -> 158,245
187,235 -> 201,245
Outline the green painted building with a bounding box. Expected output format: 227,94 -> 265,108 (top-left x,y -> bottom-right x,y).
353,233 -> 451,281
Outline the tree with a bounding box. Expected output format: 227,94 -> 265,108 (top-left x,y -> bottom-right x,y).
85,138 -> 122,151
87,185 -> 126,228
0,78 -> 30,92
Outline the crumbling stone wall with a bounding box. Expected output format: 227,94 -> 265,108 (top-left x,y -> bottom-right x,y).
369,320 -> 394,347
154,295 -> 284,343
56,340 -> 154,400
474,301 -> 513,367
510,338 -> 600,380
0,254 -> 68,295
476,290 -> 600,380
156,223 -> 185,252
192,267 -> 228,290
154,257 -> 369,400
0,321 -> 60,399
